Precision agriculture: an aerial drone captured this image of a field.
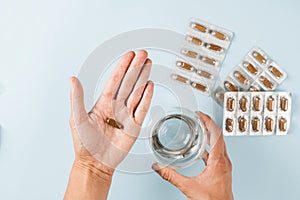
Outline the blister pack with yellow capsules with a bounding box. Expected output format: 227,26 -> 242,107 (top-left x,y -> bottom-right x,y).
172,18 -> 234,96
223,91 -> 292,136
214,47 -> 287,105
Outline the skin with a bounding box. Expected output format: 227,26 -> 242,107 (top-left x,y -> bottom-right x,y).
64,50 -> 233,200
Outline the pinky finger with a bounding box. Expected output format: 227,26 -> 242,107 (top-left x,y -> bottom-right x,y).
134,81 -> 154,125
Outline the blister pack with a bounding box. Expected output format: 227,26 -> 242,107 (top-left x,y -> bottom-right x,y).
214,47 -> 287,105
223,91 -> 292,136
172,18 -> 234,95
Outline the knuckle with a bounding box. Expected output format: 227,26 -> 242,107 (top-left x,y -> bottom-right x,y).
161,169 -> 173,182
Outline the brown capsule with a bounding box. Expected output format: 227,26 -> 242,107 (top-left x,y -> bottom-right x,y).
197,70 -> 212,79
106,118 -> 123,129
224,81 -> 238,91
252,117 -> 260,132
243,62 -> 258,75
201,56 -> 217,66
239,96 -> 248,112
225,118 -> 234,132
265,117 -> 273,132
172,74 -> 190,84
268,65 -> 283,79
267,96 -> 275,111
186,35 -> 203,46
206,43 -> 223,52
234,71 -> 249,85
191,82 -> 208,92
260,76 -> 274,89
252,96 -> 261,111
280,97 -> 288,111
191,22 -> 207,33
279,117 -> 287,132
253,51 -> 267,64
250,86 -> 260,92
210,30 -> 228,40
238,117 -> 247,132
226,97 -> 235,112
176,61 -> 194,71
181,49 -> 197,58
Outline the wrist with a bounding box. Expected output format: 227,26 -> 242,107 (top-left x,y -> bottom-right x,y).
73,159 -> 114,183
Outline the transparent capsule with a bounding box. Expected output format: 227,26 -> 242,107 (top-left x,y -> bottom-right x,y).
224,81 -> 238,91
225,118 -> 234,132
239,96 -> 248,112
181,49 -> 197,58
210,30 -> 228,40
265,117 -> 273,132
226,97 -> 235,112
260,76 -> 274,89
205,43 -> 223,52
252,117 -> 260,132
249,86 -> 260,92
176,61 -> 194,72
243,62 -> 258,75
197,70 -> 212,79
279,117 -> 287,132
234,71 -> 249,85
200,56 -> 217,66
172,74 -> 190,84
253,96 -> 261,111
267,96 -> 275,111
191,82 -> 208,92
253,51 -> 267,64
268,65 -> 283,79
191,22 -> 207,33
238,117 -> 247,132
280,97 -> 288,111
186,35 -> 203,46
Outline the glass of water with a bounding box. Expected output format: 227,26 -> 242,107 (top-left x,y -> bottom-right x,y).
150,107 -> 207,168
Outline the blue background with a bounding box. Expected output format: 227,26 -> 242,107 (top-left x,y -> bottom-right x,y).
0,0 -> 299,199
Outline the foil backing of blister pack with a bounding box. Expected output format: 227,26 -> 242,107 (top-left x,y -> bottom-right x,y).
214,47 -> 287,105
223,91 -> 292,136
172,18 -> 234,96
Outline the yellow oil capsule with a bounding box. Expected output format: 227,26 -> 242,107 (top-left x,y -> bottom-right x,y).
181,49 -> 197,58
176,61 -> 194,71
253,51 -> 267,64
267,96 -> 275,111
265,117 -> 273,132
201,56 -> 217,66
210,30 -> 228,40
260,76 -> 274,89
225,118 -> 234,132
224,81 -> 238,91
197,70 -> 212,79
234,71 -> 249,85
243,62 -> 258,75
191,82 -> 208,92
205,43 -> 223,52
226,97 -> 235,112
239,96 -> 248,112
250,86 -> 260,92
172,74 -> 190,84
191,22 -> 207,33
186,35 -> 203,46
280,97 -> 288,111
279,117 -> 287,132
238,117 -> 247,132
268,65 -> 283,79
252,117 -> 260,132
253,96 -> 261,111
106,118 -> 123,129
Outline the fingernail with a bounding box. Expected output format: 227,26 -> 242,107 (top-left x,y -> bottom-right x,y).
152,163 -> 161,171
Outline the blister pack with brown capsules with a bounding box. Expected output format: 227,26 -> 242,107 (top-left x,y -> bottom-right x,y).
172,18 -> 234,96
214,47 -> 287,105
223,91 -> 292,136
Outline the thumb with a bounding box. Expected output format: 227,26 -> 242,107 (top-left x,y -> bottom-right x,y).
152,163 -> 189,192
70,76 -> 88,123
